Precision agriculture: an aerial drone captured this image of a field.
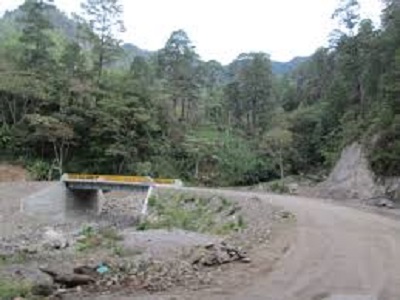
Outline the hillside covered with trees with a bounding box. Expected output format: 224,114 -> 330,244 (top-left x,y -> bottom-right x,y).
0,0 -> 399,186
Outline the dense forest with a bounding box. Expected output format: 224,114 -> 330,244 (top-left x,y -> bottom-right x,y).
1,0 -> 400,186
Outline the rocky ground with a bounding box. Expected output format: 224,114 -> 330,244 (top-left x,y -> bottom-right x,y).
0,183 -> 293,300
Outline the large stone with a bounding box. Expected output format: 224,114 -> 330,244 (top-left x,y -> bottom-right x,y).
375,198 -> 395,209
192,242 -> 250,267
42,227 -> 69,250
40,268 -> 95,288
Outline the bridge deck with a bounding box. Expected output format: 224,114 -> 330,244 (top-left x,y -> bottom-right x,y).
62,174 -> 181,191
64,179 -> 151,191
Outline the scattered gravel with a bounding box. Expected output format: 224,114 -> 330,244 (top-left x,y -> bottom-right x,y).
121,229 -> 221,260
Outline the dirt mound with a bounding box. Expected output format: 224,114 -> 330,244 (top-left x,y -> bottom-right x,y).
316,143 -> 383,200
0,163 -> 28,182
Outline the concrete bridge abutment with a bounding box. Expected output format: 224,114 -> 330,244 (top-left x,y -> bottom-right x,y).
21,183 -> 104,221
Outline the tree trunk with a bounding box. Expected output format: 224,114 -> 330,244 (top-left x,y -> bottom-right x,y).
97,51 -> 104,84
173,98 -> 177,117
53,142 -> 63,177
252,98 -> 257,130
194,156 -> 200,179
358,78 -> 366,119
181,98 -> 186,121
279,145 -> 284,184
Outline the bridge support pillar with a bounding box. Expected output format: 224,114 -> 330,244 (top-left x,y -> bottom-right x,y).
21,183 -> 102,221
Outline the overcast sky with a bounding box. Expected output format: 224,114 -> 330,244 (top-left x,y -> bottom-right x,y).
0,0 -> 384,63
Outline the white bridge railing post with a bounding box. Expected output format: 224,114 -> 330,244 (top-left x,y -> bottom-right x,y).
141,185 -> 154,216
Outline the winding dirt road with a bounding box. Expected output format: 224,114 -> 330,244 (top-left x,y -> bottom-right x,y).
152,189 -> 400,300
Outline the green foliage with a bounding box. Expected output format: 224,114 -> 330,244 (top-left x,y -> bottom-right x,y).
26,160 -> 51,180
98,227 -> 123,242
0,127 -> 12,149
227,52 -> 274,133
215,134 -> 261,185
76,225 -> 122,252
0,279 -> 32,299
0,251 -> 29,266
369,117 -> 400,176
18,0 -> 56,74
270,181 -> 290,194
158,29 -> 201,123
137,194 -> 245,235
76,225 -> 100,252
80,0 -> 125,81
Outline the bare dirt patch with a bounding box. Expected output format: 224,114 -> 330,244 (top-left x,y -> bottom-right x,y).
0,163 -> 28,182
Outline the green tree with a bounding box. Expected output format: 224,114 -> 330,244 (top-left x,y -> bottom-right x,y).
158,30 -> 200,122
332,0 -> 360,36
227,52 -> 273,133
261,110 -> 293,183
25,114 -> 75,176
18,0 -> 56,74
80,0 -> 125,82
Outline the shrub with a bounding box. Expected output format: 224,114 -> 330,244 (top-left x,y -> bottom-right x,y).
270,181 -> 290,194
0,279 -> 32,299
137,194 -> 246,236
76,226 -> 124,252
215,135 -> 261,186
369,119 -> 400,176
26,160 -> 51,181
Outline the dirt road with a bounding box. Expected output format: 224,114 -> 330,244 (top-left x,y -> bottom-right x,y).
137,188 -> 400,300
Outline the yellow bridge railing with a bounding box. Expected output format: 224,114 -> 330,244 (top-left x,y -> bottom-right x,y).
65,174 -> 179,186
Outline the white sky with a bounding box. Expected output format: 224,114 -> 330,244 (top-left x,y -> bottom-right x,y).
0,0 -> 384,63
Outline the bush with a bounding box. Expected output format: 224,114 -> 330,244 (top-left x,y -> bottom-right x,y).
369,120 -> 400,176
270,181 -> 290,194
26,160 -> 51,181
0,279 -> 32,299
137,194 -> 246,235
76,225 -> 123,252
215,135 -> 260,186
135,161 -> 152,176
0,127 -> 12,150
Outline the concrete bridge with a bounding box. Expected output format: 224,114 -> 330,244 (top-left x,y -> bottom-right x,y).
62,174 -> 182,215
21,174 -> 181,220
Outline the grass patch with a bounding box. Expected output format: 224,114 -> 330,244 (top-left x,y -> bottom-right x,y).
76,226 -> 123,253
0,252 -> 29,266
137,194 -> 246,235
0,279 -> 32,299
112,245 -> 143,258
99,228 -> 123,242
270,181 -> 290,194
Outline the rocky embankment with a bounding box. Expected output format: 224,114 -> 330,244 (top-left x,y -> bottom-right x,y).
315,142 -> 400,209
